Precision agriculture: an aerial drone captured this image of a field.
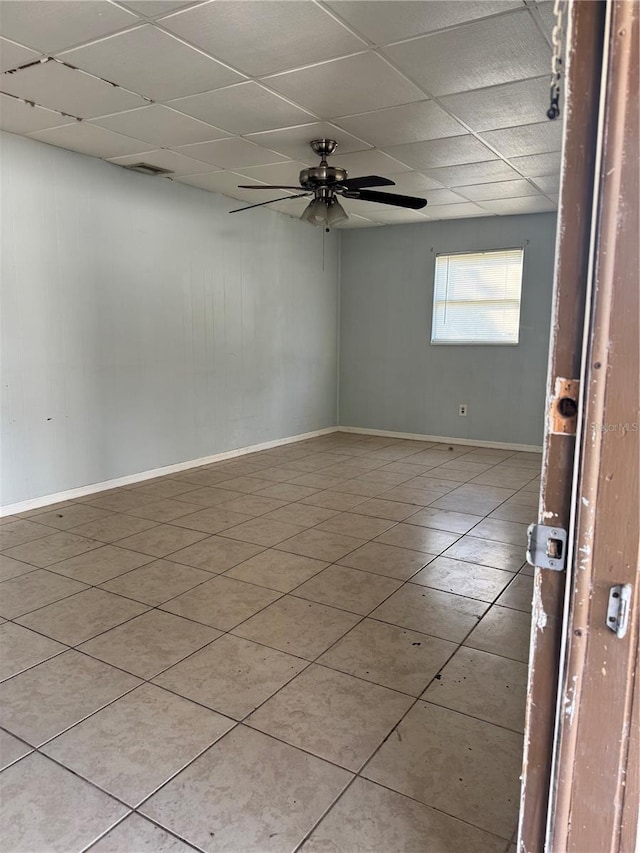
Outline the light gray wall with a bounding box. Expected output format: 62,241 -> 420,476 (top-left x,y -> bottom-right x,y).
0,132 -> 339,506
339,213 -> 557,447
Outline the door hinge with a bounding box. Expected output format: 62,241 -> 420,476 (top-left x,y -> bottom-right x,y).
606,584 -> 632,638
527,523 -> 568,571
549,377 -> 580,435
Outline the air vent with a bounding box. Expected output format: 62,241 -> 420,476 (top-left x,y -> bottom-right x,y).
122,163 -> 174,176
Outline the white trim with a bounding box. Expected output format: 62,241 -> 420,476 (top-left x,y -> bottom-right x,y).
1,427 -> 338,517
338,426 -> 542,453
2,423 -> 541,517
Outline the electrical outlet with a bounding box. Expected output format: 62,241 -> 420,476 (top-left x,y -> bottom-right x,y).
459,404 -> 468,416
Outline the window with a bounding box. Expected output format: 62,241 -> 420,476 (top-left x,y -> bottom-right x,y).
431,248 -> 524,345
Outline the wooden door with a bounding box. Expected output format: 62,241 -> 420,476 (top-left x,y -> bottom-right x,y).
518,1 -> 607,849
546,1 -> 639,849
519,1 -> 639,850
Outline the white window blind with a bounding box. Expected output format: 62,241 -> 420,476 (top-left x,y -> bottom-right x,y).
431,248 -> 524,345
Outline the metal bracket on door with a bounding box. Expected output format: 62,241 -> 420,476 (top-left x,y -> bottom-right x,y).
549,377 -> 581,435
606,584 -> 632,639
527,524 -> 568,571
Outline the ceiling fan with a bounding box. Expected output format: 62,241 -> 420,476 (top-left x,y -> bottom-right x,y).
229,139 -> 428,227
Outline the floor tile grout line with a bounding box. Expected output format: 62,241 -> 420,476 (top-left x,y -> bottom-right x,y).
293,772 -> 516,853
62,462 -> 536,559
130,720 -> 517,850
2,529 -> 528,652
4,674 -> 145,756
1,531 -> 528,741
12,698 -> 358,845
290,565 -> 530,849
79,808 -> 204,853
355,567 -> 528,757
0,644 -> 70,685
290,559 -> 523,847
265,451 -> 536,820
0,582 -> 98,622
1,437 -> 538,847
2,446 -> 534,666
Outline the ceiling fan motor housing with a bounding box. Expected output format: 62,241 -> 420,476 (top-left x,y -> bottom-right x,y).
299,164 -> 348,190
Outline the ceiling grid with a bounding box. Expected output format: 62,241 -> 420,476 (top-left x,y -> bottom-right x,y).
0,0 -> 561,226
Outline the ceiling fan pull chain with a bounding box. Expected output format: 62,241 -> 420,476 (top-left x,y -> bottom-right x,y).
547,0 -> 567,120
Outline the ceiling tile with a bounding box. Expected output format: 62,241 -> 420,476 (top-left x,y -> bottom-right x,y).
531,174 -> 560,194
334,213 -> 381,228
327,0 -> 521,45
338,195 -> 385,214
168,82 -> 314,135
59,25 -> 244,102
422,188 -> 468,205
423,159 -> 523,186
234,161 -> 308,187
0,37 -> 41,72
334,99 -> 466,147
383,9 -> 550,96
28,122 -> 150,158
119,1 -> 198,17
175,170 -> 250,192
0,59 -> 147,118
174,137 -> 286,168
385,135 -> 497,171
426,202 -> 489,219
91,104 -> 229,147
479,196 -> 556,215
160,0 -> 365,76
0,1 -> 138,53
456,179 -> 540,201
266,53 -> 425,118
368,208 -> 430,223
0,93 -> 72,134
107,148 -> 217,176
480,120 -> 562,157
532,1 -> 554,41
331,148 -> 412,177
381,171 -> 445,192
509,150 -> 561,177
440,76 -> 550,132
245,122 -> 370,160
268,197 -> 315,215
175,170 -> 300,206
0,0 -> 565,232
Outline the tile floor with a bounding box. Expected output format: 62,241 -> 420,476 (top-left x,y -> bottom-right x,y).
0,433 -> 539,852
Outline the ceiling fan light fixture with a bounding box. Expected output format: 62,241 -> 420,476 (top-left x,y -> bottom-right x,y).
327,197 -> 348,227
301,197 -> 328,226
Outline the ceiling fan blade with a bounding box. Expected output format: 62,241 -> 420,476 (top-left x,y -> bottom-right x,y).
237,184 -> 304,190
349,189 -> 428,210
339,175 -> 395,190
229,193 -> 311,213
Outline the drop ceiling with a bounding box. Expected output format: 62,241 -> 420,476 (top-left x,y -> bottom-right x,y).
0,0 -> 561,227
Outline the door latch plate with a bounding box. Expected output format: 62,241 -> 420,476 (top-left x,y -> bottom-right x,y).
606,584 -> 632,639
549,377 -> 580,435
527,524 -> 567,571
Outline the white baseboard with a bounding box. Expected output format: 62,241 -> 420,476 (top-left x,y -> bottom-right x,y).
2,424 -> 541,517
338,426 -> 543,453
1,426 -> 338,517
